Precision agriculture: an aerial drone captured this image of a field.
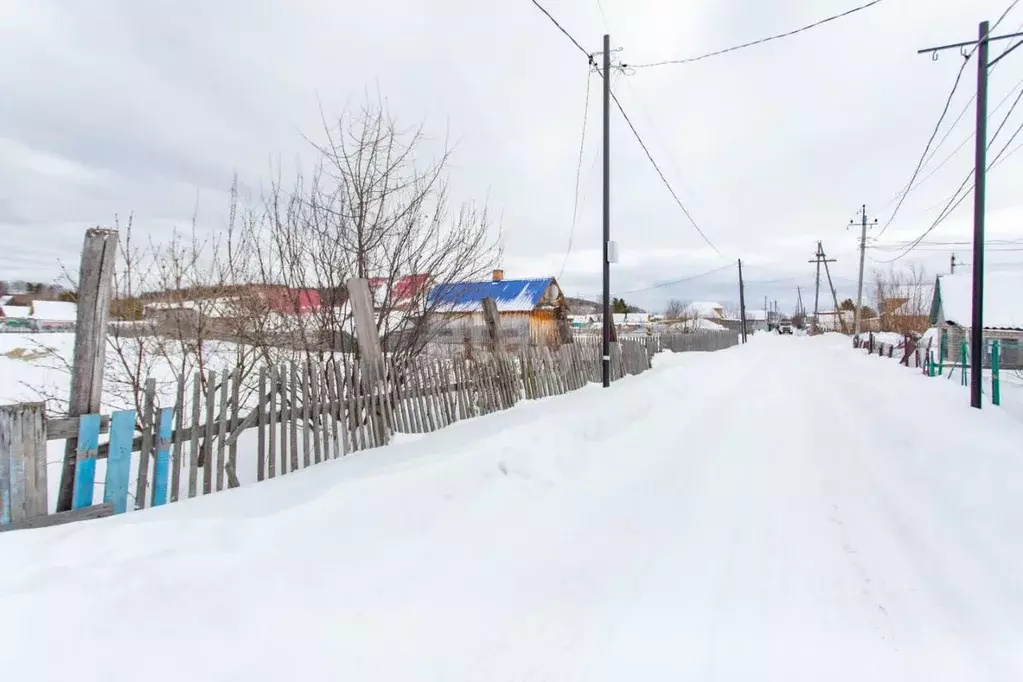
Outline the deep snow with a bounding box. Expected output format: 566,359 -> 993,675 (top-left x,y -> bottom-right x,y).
3,333 -> 1023,680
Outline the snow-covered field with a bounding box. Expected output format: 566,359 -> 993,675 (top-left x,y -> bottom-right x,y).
3,333 -> 1023,680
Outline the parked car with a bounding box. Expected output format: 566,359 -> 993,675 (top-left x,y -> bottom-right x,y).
777,318 -> 793,334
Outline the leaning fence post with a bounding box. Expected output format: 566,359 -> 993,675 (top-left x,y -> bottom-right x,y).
992,339 -> 1001,406
347,278 -> 388,445
481,297 -> 504,352
56,228 -> 118,512
0,403 -> 49,524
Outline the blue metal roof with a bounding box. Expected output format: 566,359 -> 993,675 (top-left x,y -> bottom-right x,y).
428,278 -> 554,312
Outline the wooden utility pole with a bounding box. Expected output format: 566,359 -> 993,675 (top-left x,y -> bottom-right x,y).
808,242 -> 839,334
820,243 -> 844,333
56,228 -> 117,512
810,244 -> 822,335
849,204 -> 877,338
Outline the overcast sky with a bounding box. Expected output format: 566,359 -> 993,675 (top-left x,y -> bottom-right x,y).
3,0 -> 1023,312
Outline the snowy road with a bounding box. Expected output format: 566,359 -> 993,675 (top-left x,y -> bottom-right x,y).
3,334 -> 1023,681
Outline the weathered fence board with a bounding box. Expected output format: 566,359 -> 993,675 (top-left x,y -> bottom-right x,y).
170,379 -> 184,503
104,409 -> 135,514
0,403 -> 48,523
72,413 -> 101,510
136,378 -> 156,510
189,373 -> 201,498
152,407 -> 173,507
0,503 -> 114,532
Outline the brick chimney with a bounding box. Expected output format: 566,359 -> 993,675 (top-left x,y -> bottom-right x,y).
492,269 -> 504,282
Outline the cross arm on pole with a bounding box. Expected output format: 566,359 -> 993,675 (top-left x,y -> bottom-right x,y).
917,30 -> 1023,56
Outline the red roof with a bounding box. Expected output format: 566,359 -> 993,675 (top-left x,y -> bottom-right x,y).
262,287 -> 321,315
368,275 -> 431,303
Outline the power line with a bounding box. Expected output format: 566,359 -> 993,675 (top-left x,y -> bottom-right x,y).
878,4 -> 1021,234
610,263 -> 734,296
629,0 -> 885,69
528,0 -> 589,57
609,89 -> 722,255
870,122 -> 1023,264
885,76 -> 1023,204
560,67 -> 595,279
877,55 -> 972,237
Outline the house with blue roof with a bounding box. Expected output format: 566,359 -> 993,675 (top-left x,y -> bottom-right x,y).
427,269 -> 569,347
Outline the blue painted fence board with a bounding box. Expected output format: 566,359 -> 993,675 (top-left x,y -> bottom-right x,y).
72,414 -> 102,509
104,410 -> 136,514
151,408 -> 173,507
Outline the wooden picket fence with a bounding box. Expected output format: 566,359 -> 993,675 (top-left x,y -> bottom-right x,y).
1,334 -> 737,531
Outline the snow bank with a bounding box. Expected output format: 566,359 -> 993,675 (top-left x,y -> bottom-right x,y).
3,333 -> 1023,680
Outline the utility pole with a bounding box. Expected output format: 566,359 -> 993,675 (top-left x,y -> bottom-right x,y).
971,21 -> 989,409
811,243 -> 822,335
919,21 -> 1021,407
808,242 -> 839,333
950,252 -> 958,274
796,287 -> 804,317
821,243 -> 843,332
601,33 -> 611,388
764,295 -> 768,330
849,204 -> 877,339
738,259 -> 748,343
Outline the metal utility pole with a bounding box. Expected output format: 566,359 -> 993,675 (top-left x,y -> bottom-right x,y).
849,204 -> 877,339
738,259 -> 748,343
918,21 -> 1022,407
601,32 -> 611,388
970,21 -> 989,410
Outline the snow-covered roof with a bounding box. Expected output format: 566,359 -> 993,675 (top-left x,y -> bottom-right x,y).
428,278 -> 556,313
30,300 -> 77,322
689,301 -> 724,319
1,305 -> 30,319
937,271 -> 1023,330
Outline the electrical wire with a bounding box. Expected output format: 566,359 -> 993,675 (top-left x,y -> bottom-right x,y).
884,77 -> 1023,205
609,89 -> 722,255
559,68 -> 594,279
870,122 -> 1023,264
877,56 -> 972,237
629,0 -> 884,69
529,0 -> 589,58
611,263 -> 735,296
879,1 -> 1023,232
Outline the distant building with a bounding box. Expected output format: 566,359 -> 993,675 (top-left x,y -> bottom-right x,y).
427,270 -> 569,347
929,271 -> 1023,368
0,300 -> 76,332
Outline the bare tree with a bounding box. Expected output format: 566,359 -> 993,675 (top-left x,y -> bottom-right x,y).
872,264 -> 931,336
244,98 -> 501,366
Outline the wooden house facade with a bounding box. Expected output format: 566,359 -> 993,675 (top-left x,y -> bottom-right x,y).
427,270 -> 570,347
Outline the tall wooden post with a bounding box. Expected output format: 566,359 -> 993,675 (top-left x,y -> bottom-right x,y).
346,278 -> 387,444
56,228 -> 118,512
481,297 -> 503,352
